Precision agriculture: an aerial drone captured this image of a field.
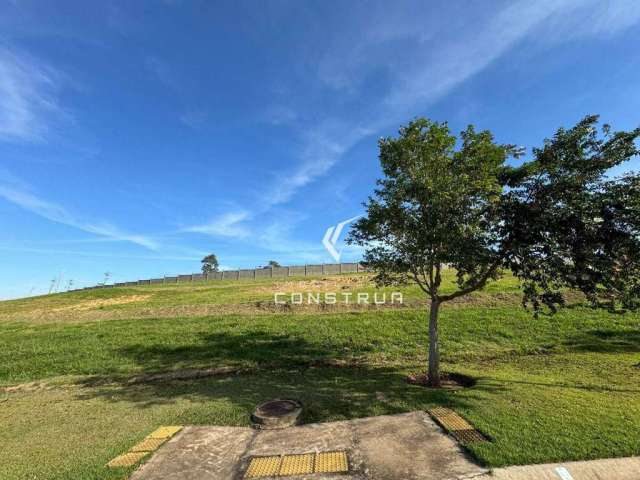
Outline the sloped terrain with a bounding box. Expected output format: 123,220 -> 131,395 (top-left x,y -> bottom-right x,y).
1,272 -> 639,479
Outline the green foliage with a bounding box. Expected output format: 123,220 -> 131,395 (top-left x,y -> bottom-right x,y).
350,115 -> 640,311
349,118 -> 521,300
201,254 -> 219,274
502,115 -> 640,312
349,115 -> 640,385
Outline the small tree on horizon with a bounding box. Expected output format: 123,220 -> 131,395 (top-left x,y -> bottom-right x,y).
266,260 -> 281,268
349,116 -> 640,387
201,254 -> 219,274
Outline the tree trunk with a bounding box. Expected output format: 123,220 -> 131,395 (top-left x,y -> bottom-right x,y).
428,299 -> 441,387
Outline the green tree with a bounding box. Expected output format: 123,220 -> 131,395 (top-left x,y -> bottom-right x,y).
201,254 -> 219,274
266,260 -> 281,268
349,116 -> 640,387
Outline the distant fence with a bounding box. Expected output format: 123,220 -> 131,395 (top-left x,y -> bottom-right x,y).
76,263 -> 368,291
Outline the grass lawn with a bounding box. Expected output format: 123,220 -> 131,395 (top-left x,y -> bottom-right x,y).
1,272 -> 639,479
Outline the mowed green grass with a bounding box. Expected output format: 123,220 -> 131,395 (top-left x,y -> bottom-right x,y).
1,272 -> 639,479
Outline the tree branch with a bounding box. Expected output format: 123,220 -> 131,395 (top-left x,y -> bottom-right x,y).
439,258 -> 502,302
410,266 -> 431,296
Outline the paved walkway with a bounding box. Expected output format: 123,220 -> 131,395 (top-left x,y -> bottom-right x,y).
487,456 -> 640,480
130,411 -> 486,480
130,411 -> 640,480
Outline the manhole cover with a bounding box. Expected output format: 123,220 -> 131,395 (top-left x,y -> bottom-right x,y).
251,399 -> 302,429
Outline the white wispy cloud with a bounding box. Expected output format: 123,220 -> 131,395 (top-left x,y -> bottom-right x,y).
262,105 -> 298,126
0,182 -> 159,250
252,214 -> 320,254
265,0 -> 640,208
185,210 -> 251,238
0,45 -> 65,142
184,207 -> 329,260
179,109 -> 208,129
186,0 -> 640,253
145,55 -> 177,89
386,0 -> 640,110
0,245 -> 201,261
264,121 -> 373,208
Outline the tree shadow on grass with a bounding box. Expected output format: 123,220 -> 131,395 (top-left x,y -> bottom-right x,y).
118,330 -> 374,372
484,377 -> 640,394
562,328 -> 640,353
72,330 -> 505,426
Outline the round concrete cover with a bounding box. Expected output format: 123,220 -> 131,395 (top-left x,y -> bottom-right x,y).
251,399 -> 302,429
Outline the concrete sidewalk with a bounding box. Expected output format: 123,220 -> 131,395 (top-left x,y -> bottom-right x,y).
130,411 -> 486,480
487,456 -> 640,480
130,411 -> 640,480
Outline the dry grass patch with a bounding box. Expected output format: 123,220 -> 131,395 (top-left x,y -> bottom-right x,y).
250,275 -> 371,293
1,381 -> 54,394
47,294 -> 152,312
0,294 -> 152,324
0,294 -> 532,325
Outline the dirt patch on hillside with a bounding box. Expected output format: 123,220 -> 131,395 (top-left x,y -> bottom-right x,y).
0,294 -> 153,324
251,275 -> 372,293
1,381 -> 53,394
0,291 -> 536,325
0,298 -> 427,325
0,300 -> 423,324
50,294 -> 152,312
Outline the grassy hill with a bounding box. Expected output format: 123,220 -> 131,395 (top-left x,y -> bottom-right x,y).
1,272 -> 639,479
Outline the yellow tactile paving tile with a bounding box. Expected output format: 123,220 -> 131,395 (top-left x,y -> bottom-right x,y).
315,451 -> 349,473
437,414 -> 473,431
147,425 -> 183,439
428,407 -> 473,431
106,426 -> 183,469
244,456 -> 282,478
106,451 -> 148,468
243,451 -> 350,477
429,407 -> 455,418
451,429 -> 487,444
129,437 -> 168,452
278,453 -> 314,476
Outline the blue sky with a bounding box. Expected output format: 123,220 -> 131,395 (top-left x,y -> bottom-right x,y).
1,1 -> 639,299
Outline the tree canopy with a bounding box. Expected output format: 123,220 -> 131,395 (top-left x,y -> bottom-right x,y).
502,116 -> 640,312
349,115 -> 640,386
201,254 -> 219,274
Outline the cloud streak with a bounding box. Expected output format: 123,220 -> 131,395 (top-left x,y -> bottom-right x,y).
265,0 -> 640,208
185,207 -> 329,259
0,245 -> 198,261
0,182 -> 159,250
0,46 -> 65,142
185,0 -> 640,254
185,211 -> 251,238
